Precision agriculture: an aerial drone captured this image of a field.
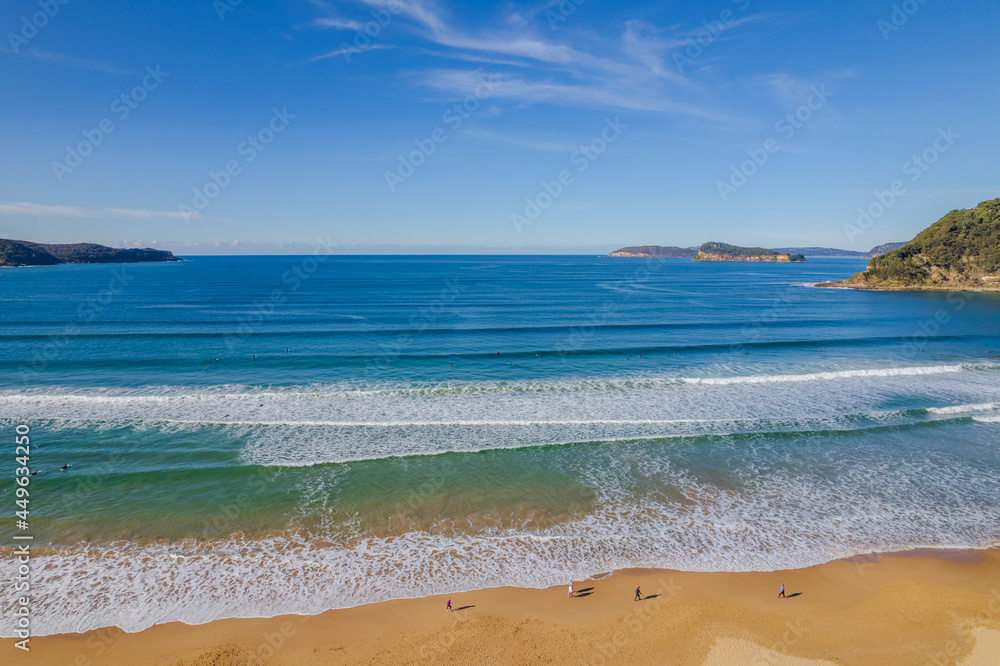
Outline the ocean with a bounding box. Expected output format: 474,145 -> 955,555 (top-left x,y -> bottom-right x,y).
2,255 -> 999,636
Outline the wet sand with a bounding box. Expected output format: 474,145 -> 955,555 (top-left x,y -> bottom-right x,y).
5,549 -> 999,665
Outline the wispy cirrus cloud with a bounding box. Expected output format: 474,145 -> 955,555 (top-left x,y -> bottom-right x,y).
756,70 -> 853,105
621,20 -> 691,82
305,0 -> 769,120
417,68 -> 727,119
0,202 -> 199,220
9,48 -> 131,74
312,17 -> 367,31
309,43 -> 396,62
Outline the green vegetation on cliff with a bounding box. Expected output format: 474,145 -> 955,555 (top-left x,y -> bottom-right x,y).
0,239 -> 60,267
695,242 -> 806,262
0,239 -> 180,267
834,199 -> 1000,290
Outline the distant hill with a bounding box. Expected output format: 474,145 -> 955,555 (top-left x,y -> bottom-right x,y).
772,247 -> 866,258
770,244 -> 909,258
0,239 -> 180,267
610,244 -> 890,260
863,241 -> 907,259
819,199 -> 1000,291
695,242 -> 806,263
607,245 -> 698,258
0,239 -> 60,267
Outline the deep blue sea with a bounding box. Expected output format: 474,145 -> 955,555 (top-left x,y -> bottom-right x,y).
2,255 -> 999,635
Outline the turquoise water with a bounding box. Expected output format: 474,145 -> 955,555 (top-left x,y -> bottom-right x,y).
2,255 -> 999,635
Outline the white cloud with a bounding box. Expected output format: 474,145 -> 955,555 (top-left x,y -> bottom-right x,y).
0,202 -> 91,217
313,17 -> 366,31
18,49 -> 131,75
309,43 -> 395,62
309,0 -> 729,117
105,208 -> 194,220
0,202 -> 201,220
621,20 -> 689,82
419,68 -> 731,120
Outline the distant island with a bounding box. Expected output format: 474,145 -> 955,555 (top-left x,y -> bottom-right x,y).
609,242 -> 903,260
818,199 -> 1000,291
607,245 -> 698,258
0,239 -> 180,267
770,243 -> 906,258
771,246 -> 866,258
694,242 -> 805,263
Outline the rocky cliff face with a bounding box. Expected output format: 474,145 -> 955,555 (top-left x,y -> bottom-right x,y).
693,242 -> 806,263
694,251 -> 802,262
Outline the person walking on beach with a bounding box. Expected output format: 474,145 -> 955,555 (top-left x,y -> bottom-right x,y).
778,584 -> 786,599
634,586 -> 641,602
446,599 -> 452,612
568,583 -> 574,599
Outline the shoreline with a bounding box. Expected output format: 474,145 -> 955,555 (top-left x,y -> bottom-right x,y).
6,547 -> 999,665
815,281 -> 1000,292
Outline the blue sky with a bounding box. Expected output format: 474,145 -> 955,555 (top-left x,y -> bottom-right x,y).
1,0 -> 998,253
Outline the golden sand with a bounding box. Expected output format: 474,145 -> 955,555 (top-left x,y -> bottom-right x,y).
5,549 -> 999,665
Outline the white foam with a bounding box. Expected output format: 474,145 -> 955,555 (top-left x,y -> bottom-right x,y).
927,402 -> 998,414
681,364 -> 967,385
3,447 -> 998,637
2,362 -> 998,466
2,377 -> 997,637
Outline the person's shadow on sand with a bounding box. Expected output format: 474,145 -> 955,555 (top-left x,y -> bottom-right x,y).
455,605 -> 475,611
639,594 -> 660,601
785,593 -> 803,599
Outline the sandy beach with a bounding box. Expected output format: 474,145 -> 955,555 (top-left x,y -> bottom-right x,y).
5,548 -> 999,665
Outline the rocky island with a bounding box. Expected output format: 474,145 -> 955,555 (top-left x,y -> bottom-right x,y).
0,239 -> 180,267
694,242 -> 806,262
818,199 -> 1000,291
